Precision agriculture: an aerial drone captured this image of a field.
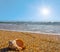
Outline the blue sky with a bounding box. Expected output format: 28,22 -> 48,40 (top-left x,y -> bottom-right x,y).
0,0 -> 60,22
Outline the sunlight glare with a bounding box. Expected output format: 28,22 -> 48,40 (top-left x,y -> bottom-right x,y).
42,8 -> 50,16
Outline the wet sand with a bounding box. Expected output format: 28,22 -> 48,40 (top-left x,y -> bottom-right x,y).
0,30 -> 60,52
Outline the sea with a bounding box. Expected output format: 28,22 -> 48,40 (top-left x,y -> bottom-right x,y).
0,22 -> 60,35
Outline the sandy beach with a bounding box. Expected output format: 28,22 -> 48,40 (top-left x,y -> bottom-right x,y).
0,30 -> 60,52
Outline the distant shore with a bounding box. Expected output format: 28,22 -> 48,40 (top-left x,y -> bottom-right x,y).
0,30 -> 60,52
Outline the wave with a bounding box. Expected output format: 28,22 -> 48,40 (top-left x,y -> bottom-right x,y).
0,23 -> 60,35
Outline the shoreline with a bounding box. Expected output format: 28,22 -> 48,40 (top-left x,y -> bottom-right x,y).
0,29 -> 60,35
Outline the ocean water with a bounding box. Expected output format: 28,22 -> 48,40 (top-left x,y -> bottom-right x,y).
0,22 -> 60,34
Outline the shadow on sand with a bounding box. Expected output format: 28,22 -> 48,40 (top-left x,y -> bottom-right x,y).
0,47 -> 19,52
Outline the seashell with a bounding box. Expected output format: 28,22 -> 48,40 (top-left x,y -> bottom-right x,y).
8,39 -> 25,50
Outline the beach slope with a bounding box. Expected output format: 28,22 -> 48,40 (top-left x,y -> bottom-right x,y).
0,30 -> 60,52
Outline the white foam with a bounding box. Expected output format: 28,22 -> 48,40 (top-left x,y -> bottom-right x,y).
0,29 -> 60,35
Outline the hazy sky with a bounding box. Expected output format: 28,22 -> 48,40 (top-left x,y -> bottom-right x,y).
0,0 -> 60,22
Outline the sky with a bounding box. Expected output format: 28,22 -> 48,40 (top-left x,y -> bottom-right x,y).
0,0 -> 60,22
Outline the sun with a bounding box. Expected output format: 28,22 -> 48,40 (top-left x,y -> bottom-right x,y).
41,8 -> 50,16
